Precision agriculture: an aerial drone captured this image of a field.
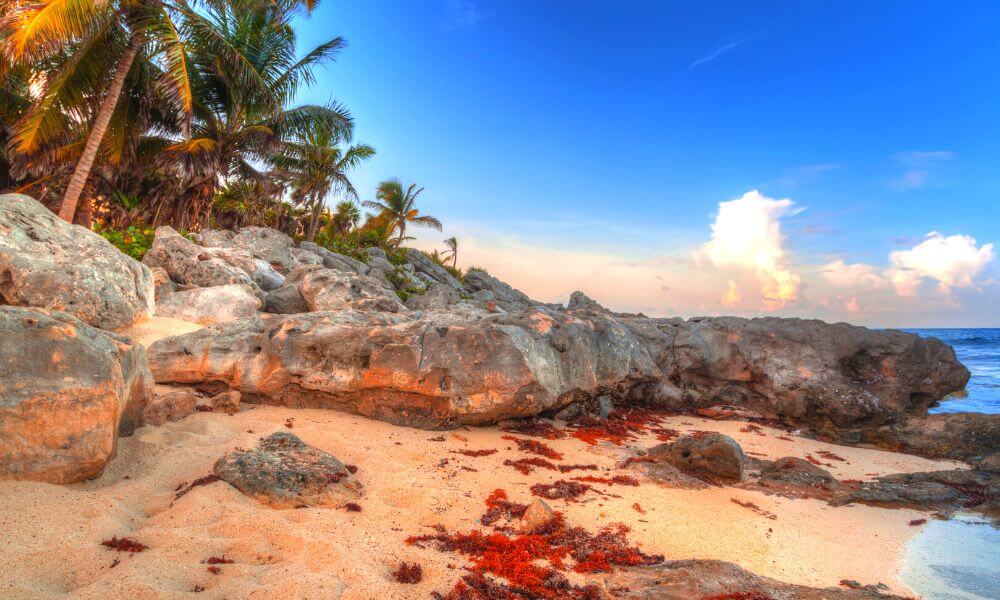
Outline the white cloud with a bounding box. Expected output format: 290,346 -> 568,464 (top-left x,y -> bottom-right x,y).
688,32 -> 763,70
696,190 -> 802,309
888,231 -> 995,294
720,280 -> 741,307
820,260 -> 884,289
891,150 -> 953,190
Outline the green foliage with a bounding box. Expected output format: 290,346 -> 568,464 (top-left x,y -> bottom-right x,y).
466,266 -> 489,275
94,223 -> 156,260
385,246 -> 409,266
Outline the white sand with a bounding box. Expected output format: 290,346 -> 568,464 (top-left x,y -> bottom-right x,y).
119,316 -> 203,347
0,404 -> 960,599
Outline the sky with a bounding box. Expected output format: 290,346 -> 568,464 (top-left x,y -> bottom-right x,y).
292,1 -> 1000,328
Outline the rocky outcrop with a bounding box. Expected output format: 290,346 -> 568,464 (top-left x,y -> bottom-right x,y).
405,250 -> 464,292
624,316 -> 970,445
298,242 -> 369,274
405,282 -> 461,311
264,283 -> 310,314
143,227 -> 256,289
143,385 -> 201,426
156,284 -> 263,325
463,269 -> 533,312
605,559 -> 906,599
649,433 -> 745,482
0,194 -> 155,330
861,413 -> 999,460
298,268 -> 406,313
214,432 -> 362,508
194,227 -> 297,273
147,307 -> 659,428
0,307 -> 152,483
567,291 -> 609,314
205,247 -> 285,291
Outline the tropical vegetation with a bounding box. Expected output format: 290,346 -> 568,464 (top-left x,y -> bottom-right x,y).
0,0 -> 461,270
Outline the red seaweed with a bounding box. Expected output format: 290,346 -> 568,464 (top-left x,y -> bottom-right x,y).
504,457 -> 558,475
571,475 -> 639,487
908,518 -> 927,526
174,474 -> 221,499
393,562 -> 423,584
451,449 -> 498,457
344,502 -> 362,512
480,489 -> 528,526
101,536 -> 148,553
530,480 -> 594,501
502,435 -> 563,460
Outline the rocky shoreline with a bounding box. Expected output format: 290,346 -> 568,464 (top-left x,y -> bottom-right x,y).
1,193 -> 998,598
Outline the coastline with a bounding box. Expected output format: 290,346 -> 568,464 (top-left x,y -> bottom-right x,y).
0,402 -> 960,599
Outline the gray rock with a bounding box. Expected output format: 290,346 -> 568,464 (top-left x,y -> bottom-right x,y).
204,247 -> 285,291
150,266 -> 177,301
298,242 -> 368,274
298,268 -> 407,313
214,432 -> 363,508
831,481 -> 963,510
651,433 -> 745,482
265,283 -> 310,314
405,283 -> 461,310
0,306 -> 153,483
759,456 -> 838,487
862,413 -> 999,461
463,269 -> 534,312
196,227 -> 297,274
143,226 -> 255,289
156,284 -> 262,325
406,250 -> 464,292
0,194 -> 155,330
597,395 -> 614,419
289,247 -> 323,268
567,291 -> 610,314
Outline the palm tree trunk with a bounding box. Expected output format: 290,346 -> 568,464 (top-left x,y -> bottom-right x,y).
453,253 -> 457,269
306,195 -> 323,241
57,33 -> 143,223
396,221 -> 406,247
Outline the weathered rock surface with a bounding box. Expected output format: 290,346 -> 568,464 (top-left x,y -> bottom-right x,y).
143,227 -> 256,288
298,268 -> 406,313
404,282 -> 461,311
298,242 -> 369,274
0,307 -> 152,483
406,250 -> 464,292
759,456 -> 838,487
831,480 -> 963,510
650,433 -> 745,482
606,559 -> 906,599
194,227 -> 297,273
623,316 -> 971,446
148,308 -> 659,428
156,284 -> 262,325
861,413 -> 1000,460
214,432 -> 362,508
463,269 -> 533,312
567,290 -> 609,314
264,283 -> 310,314
0,194 -> 155,329
206,247 -> 285,291
144,385 -> 201,426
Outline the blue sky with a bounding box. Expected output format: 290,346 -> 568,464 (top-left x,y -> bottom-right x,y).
293,1 -> 999,327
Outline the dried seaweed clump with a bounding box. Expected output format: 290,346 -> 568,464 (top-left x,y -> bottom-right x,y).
502,435 -> 563,460
101,537 -> 148,553
174,474 -> 221,500
451,449 -> 498,457
393,562 -> 423,584
480,489 -> 529,526
530,480 -> 594,502
571,475 -> 639,487
566,407 -> 671,446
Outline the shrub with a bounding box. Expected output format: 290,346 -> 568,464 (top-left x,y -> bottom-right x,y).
94,223 -> 156,260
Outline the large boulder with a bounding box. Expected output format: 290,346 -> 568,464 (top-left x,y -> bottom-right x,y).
650,433 -> 745,482
405,282 -> 461,311
298,242 -> 369,275
0,307 -> 153,483
205,247 -> 285,291
298,268 -> 407,313
214,432 -> 362,508
143,227 -> 255,288
147,307 -> 660,428
156,284 -> 263,325
194,227 -> 297,273
264,283 -> 310,314
0,194 -> 155,330
623,316 -> 970,445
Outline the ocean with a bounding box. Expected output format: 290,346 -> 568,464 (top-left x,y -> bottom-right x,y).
904,328 -> 1000,415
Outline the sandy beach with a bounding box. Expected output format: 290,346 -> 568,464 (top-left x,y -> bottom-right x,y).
0,393 -> 961,599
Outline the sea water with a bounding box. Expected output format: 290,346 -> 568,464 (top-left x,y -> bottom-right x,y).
904,329 -> 1000,415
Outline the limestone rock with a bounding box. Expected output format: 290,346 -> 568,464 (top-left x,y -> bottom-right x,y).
624,316 -> 971,447
298,242 -> 369,274
298,268 -> 407,313
194,227 -> 297,273
463,269 -> 533,312
405,282 -> 461,310
0,194 -> 155,329
650,433 -> 745,482
156,284 -> 262,325
0,307 -> 152,483
144,385 -> 201,426
861,413 -> 999,461
759,456 -> 838,487
264,283 -> 310,314
147,308 -> 659,428
143,227 -> 255,288
214,432 -> 362,508
207,247 -> 285,291
519,499 -> 557,533
209,390 -> 241,415
567,291 -> 609,314
406,250 -> 464,292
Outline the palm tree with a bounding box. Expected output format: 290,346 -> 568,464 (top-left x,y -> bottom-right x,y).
363,179 -> 442,247
272,123 -> 374,241
442,236 -> 458,268
155,0 -> 352,231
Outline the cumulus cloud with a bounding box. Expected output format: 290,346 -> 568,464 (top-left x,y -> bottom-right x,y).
720,280 -> 742,307
819,260 -> 884,289
696,190 -> 802,309
888,231 -> 995,294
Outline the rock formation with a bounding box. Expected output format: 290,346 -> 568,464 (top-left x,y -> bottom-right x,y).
0,307 -> 152,483
0,194 -> 155,329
